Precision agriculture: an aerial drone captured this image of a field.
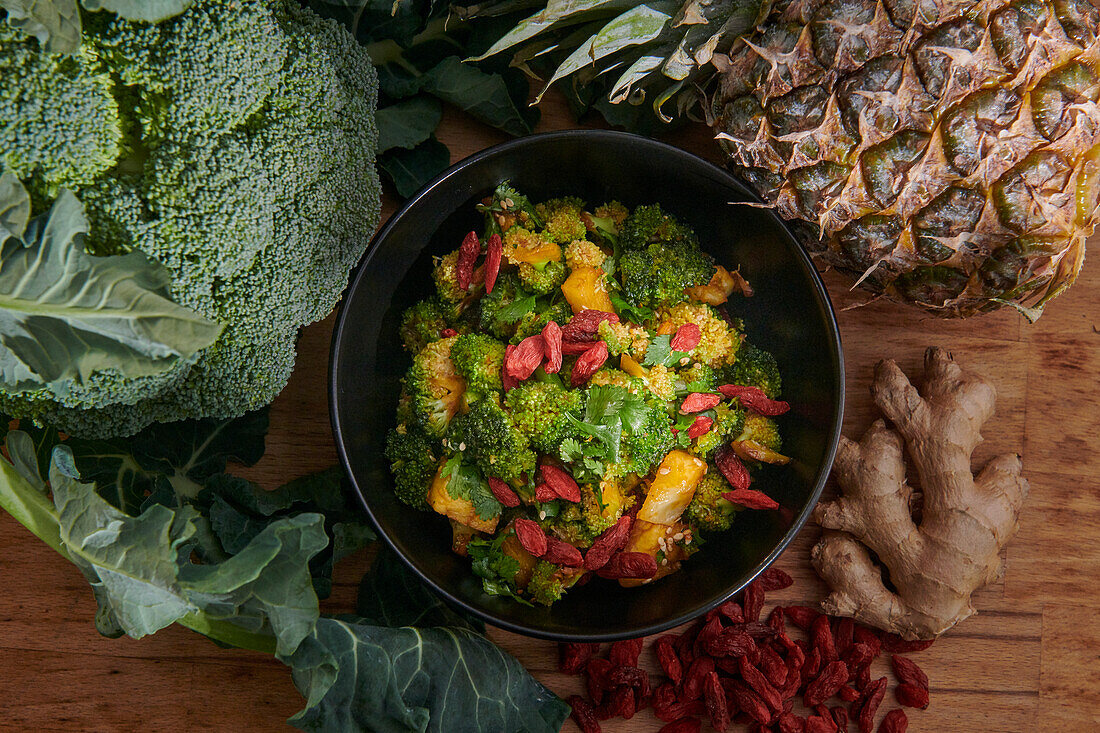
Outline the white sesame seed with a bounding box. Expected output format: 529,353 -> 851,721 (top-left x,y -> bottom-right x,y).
458,442 -> 466,451
673,532 -> 684,541
658,467 -> 671,475
539,511 -> 547,520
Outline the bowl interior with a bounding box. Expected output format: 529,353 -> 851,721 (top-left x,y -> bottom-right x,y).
331,130 -> 843,640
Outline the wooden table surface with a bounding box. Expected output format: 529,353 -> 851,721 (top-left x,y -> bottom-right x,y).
3,96 -> 1099,733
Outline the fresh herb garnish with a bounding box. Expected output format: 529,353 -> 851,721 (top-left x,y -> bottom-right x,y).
643,334 -> 691,368
443,455 -> 502,520
467,533 -> 532,605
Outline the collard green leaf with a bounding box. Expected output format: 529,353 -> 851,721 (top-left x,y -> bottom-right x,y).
80,0 -> 194,21
281,616 -> 570,733
379,137 -> 451,198
421,56 -> 535,137
0,186 -> 223,395
4,430 -> 45,492
0,172 -> 30,244
0,0 -> 82,54
357,546 -> 482,631
376,97 -> 444,153
306,0 -> 437,47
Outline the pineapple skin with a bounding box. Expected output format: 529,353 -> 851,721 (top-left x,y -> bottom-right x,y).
712,0 -> 1100,317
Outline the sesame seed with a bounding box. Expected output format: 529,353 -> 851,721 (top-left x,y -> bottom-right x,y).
539,511 -> 547,520
660,559 -> 669,566
658,467 -> 671,475
673,532 -> 684,541
457,442 -> 466,451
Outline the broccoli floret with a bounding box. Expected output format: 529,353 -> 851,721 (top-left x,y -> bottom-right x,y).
527,560 -> 584,606
520,259 -> 567,295
595,201 -> 629,226
478,273 -> 528,340
618,204 -> 699,251
537,197 -> 587,243
677,362 -> 718,393
477,180 -> 543,235
619,406 -> 676,477
582,201 -> 628,245
737,414 -> 782,453
684,470 -> 739,532
503,226 -> 566,295
619,242 -> 716,310
433,250 -> 469,304
589,368 -> 646,395
449,399 -> 536,483
658,301 -> 740,367
722,343 -> 782,398
505,381 -> 582,453
564,239 -> 607,271
545,483 -> 628,548
400,298 -> 449,353
512,300 -> 572,343
0,1 -> 382,438
450,333 -> 506,402
693,403 -> 747,459
384,427 -> 436,510
406,337 -> 465,438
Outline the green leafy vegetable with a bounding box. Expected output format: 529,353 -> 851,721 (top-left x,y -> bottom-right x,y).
442,455 -> 502,521
643,333 -> 690,367
467,532 -> 530,604
376,97 -> 444,153
357,545 -> 483,631
378,136 -> 452,198
421,56 -> 537,137
494,294 -> 538,324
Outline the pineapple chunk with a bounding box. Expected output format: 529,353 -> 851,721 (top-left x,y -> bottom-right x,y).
427,461 -> 499,533
638,450 -> 707,525
506,234 -> 561,265
501,533 -> 538,588
561,266 -> 615,314
619,518 -> 692,588
686,265 -> 737,305
450,519 -> 476,556
620,353 -> 647,379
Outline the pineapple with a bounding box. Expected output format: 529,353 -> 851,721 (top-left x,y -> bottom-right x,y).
463,0 -> 1100,318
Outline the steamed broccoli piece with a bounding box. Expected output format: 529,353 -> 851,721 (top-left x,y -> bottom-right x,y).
581,202 -> 627,245
619,243 -> 716,310
449,399 -> 536,483
512,300 -> 572,343
737,414 -> 782,453
520,259 -> 567,295
684,471 -> 739,532
477,181 -> 543,234
693,403 -> 747,459
384,428 -> 436,510
723,343 -> 782,398
545,484 -> 625,548
433,250 -> 470,304
478,273 -> 528,340
618,406 -> 676,477
450,333 -> 506,402
505,381 -> 582,453
503,226 -> 567,295
677,362 -> 718,394
618,204 -> 699,251
527,560 -> 584,606
400,298 -> 448,353
0,1 -> 382,437
537,197 -> 587,243
406,337 -> 465,438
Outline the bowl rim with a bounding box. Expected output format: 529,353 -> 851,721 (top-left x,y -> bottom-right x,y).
330,128 -> 845,641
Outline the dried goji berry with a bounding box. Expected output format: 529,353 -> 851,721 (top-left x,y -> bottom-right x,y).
784,606 -> 821,631
506,334 -> 545,380
694,614 -> 723,652
587,657 -> 613,704
484,233 -> 502,294
858,678 -> 888,733
717,384 -> 791,416
760,644 -> 789,688
681,657 -> 715,702
659,718 -> 702,733
544,536 -> 583,567
562,339 -> 595,355
803,647 -> 822,679
831,706 -> 848,730
834,618 -> 854,658
670,323 -> 702,352
534,482 -> 557,503
759,567 -> 794,591
853,626 -> 883,657
542,320 -> 563,374
878,708 -> 908,733
440,327 -> 457,338
567,695 -> 601,733
890,656 -> 929,690
680,392 -> 722,413
777,712 -> 807,733
456,231 -> 480,291
812,616 -> 838,663
686,415 -> 713,439
559,642 -> 599,675
596,552 -> 657,580
609,665 -> 648,688
739,656 -> 784,713
571,340 -> 610,387
607,685 -> 636,719
540,464 -> 581,503
881,634 -> 934,654
703,629 -> 756,658
715,444 -> 752,490
562,309 -> 619,341
723,488 -> 779,510
779,633 -> 805,675
804,660 -> 849,707
609,638 -> 644,668
704,671 -> 731,732
725,679 -> 772,724
502,345 -> 519,391
513,517 -> 548,557
584,515 -> 633,571
804,715 -> 835,733
743,580 -> 766,620
838,685 -> 861,702
655,637 -> 683,685
843,643 -> 874,676
894,683 -> 929,709
488,477 -> 520,508
718,600 -> 744,623
855,665 -> 871,691
654,699 -> 706,723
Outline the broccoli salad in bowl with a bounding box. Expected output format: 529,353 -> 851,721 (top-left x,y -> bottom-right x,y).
384,182 -> 790,607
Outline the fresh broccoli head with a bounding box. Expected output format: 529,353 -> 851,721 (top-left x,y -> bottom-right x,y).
0,1 -> 381,437
693,403 -> 747,458
400,298 -> 448,353
722,343 -> 782,398
619,242 -> 716,310
505,381 -> 582,453
564,239 -> 607,271
677,362 -> 718,393
519,259 -> 567,295
527,560 -> 585,606
684,470 -> 739,532
478,273 -> 528,340
384,428 -> 437,510
450,333 -> 506,402
406,337 -> 466,438
618,204 -> 699,251
619,405 -> 676,477
512,299 -> 572,343
449,399 -> 536,483
737,414 -> 782,453
537,197 -> 587,244
503,226 -> 566,295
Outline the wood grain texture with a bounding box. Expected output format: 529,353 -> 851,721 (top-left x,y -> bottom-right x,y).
2,92 -> 1098,732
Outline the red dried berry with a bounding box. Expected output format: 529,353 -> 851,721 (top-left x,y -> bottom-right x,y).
839,685 -> 861,702
586,658 -> 613,704
894,683 -> 929,709
567,695 -> 601,733
777,712 -> 807,733
562,309 -> 619,341
654,698 -> 706,723
834,617 -> 854,658
717,384 -> 791,415
609,665 -> 648,688
506,334 -> 545,380
513,518 -> 548,557
542,320 -> 563,374
878,708 -> 908,733
784,606 -> 821,631
759,567 -> 794,591
717,600 -> 744,623
533,482 -> 557,503
571,340 -> 610,387
686,415 -> 713,439
596,552 -> 657,580
881,633 -> 934,654
858,678 -> 888,733
659,718 -> 703,733
804,661 -> 849,707
831,706 -> 848,730
681,657 -> 716,702
540,464 -> 582,502
440,327 -> 457,338
843,643 -> 874,676
890,656 -> 929,690
559,642 -> 599,675
456,231 -> 480,291
562,339 -> 596,355
805,715 -> 836,733
608,685 -> 636,720
812,616 -> 839,664
680,392 -> 722,413
656,637 -> 683,685
760,644 -> 789,688
609,638 -> 645,668
724,679 -> 772,724
803,647 -> 823,679
695,614 -> 724,650
724,488 -> 779,511
742,580 -> 766,620
484,233 -> 502,294
856,665 -> 872,691
487,477 -> 520,508
502,345 -> 519,391
704,671 -> 731,732
544,536 -> 584,567
584,515 -> 633,571
670,323 -> 702,352
739,656 -> 784,713
703,629 -> 756,658
715,445 -> 752,490
853,626 -> 883,656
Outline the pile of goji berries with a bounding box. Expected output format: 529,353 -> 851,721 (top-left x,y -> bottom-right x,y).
561,568 -> 933,733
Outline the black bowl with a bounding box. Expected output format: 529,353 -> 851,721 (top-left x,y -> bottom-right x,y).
330,130 -> 844,641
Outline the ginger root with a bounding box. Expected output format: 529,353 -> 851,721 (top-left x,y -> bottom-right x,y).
811,347 -> 1029,640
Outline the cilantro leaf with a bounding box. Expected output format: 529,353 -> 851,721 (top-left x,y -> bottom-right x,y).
610,293 -> 653,325
495,294 -> 537,324
467,534 -> 531,606
444,456 -> 501,520
643,334 -> 690,368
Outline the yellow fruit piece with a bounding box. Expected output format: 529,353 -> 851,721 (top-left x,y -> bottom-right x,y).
687,265 -> 737,305
733,439 -> 791,465
620,353 -> 647,379
504,227 -> 561,265
561,266 -> 615,314
427,461 -> 499,533
619,518 -> 692,588
501,533 -> 538,588
639,450 -> 707,525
